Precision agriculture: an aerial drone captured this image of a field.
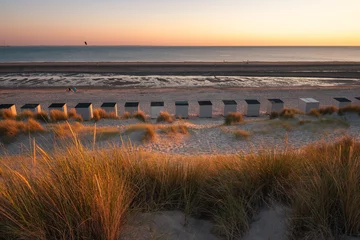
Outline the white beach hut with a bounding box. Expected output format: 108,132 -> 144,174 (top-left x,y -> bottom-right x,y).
244,99 -> 260,117
333,98 -> 351,109
75,103 -> 93,121
223,100 -> 237,116
299,98 -> 319,113
48,103 -> 67,115
267,99 -> 284,114
0,104 -> 17,116
151,102 -> 164,119
101,102 -> 118,117
198,101 -> 212,118
175,101 -> 189,119
124,102 -> 139,114
21,104 -> 41,113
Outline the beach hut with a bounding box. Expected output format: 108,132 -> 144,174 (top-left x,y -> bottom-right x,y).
355,97 -> 360,105
101,102 -> 118,117
124,102 -> 139,114
299,98 -> 319,113
244,99 -> 260,117
267,99 -> 284,114
0,104 -> 17,116
151,102 -> 164,119
75,103 -> 93,121
48,103 -> 67,115
333,98 -> 351,109
21,104 -> 41,113
223,100 -> 237,116
198,101 -> 212,118
175,101 -> 189,119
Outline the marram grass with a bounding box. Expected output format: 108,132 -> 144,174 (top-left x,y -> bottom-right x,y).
1,136 -> 360,239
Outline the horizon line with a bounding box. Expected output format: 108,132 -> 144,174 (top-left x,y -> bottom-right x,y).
2,45 -> 360,47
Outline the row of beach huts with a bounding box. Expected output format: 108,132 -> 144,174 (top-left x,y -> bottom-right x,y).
1,97 -> 360,121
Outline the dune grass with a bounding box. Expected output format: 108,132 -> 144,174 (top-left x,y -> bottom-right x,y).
0,109 -> 16,120
156,111 -> 173,123
0,119 -> 45,139
269,108 -> 303,120
133,111 -> 147,122
233,129 -> 251,139
224,112 -> 243,125
93,109 -> 118,121
338,105 -> 360,116
50,110 -> 68,122
125,123 -> 156,141
308,106 -> 338,118
68,109 -> 84,122
160,124 -> 189,135
1,135 -> 360,239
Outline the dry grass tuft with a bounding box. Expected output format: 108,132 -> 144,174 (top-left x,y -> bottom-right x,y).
93,109 -> 118,121
338,105 -> 360,116
269,111 -> 280,119
121,112 -> 131,120
68,109 -> 83,122
156,111 -> 173,123
224,112 -> 243,125
126,123 -> 156,141
279,108 -> 303,119
0,119 -> 44,138
35,111 -> 50,122
50,110 -> 68,122
234,129 -> 251,139
51,122 -> 84,137
17,110 -> 35,120
308,106 -> 338,118
68,108 -> 77,118
0,109 -> 16,120
133,111 -> 146,122
161,124 -> 189,135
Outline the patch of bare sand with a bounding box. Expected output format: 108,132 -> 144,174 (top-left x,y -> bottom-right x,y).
120,211 -> 220,240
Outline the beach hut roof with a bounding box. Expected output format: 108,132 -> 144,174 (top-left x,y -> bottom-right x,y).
268,98 -> 284,103
101,102 -> 117,107
21,104 -> 39,109
151,102 -> 164,107
125,102 -> 139,107
198,101 -> 212,106
75,103 -> 92,108
223,100 -> 237,105
175,101 -> 189,106
334,97 -> 351,103
49,103 -> 66,108
0,104 -> 15,109
245,99 -> 260,104
300,98 -> 319,103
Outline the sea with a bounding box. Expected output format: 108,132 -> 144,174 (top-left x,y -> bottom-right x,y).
1,46 -> 360,88
1,46 -> 360,62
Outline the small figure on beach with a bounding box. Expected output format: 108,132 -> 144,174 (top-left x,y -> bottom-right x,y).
66,87 -> 77,92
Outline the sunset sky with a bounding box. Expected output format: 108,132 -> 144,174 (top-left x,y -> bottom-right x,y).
1,0 -> 360,46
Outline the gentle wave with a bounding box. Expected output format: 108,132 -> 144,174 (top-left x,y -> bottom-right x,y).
1,73 -> 359,88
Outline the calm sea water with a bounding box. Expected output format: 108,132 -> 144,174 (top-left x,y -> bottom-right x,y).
1,46 -> 360,62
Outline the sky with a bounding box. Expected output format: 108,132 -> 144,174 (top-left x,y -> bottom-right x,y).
1,0 -> 360,46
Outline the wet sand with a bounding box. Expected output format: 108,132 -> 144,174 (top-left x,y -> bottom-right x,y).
1,61 -> 360,78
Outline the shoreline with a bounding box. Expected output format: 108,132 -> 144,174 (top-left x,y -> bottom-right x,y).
1,61 -> 360,78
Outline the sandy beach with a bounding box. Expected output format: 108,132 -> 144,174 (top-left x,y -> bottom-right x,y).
1,86 -> 360,156
1,61 -> 360,78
